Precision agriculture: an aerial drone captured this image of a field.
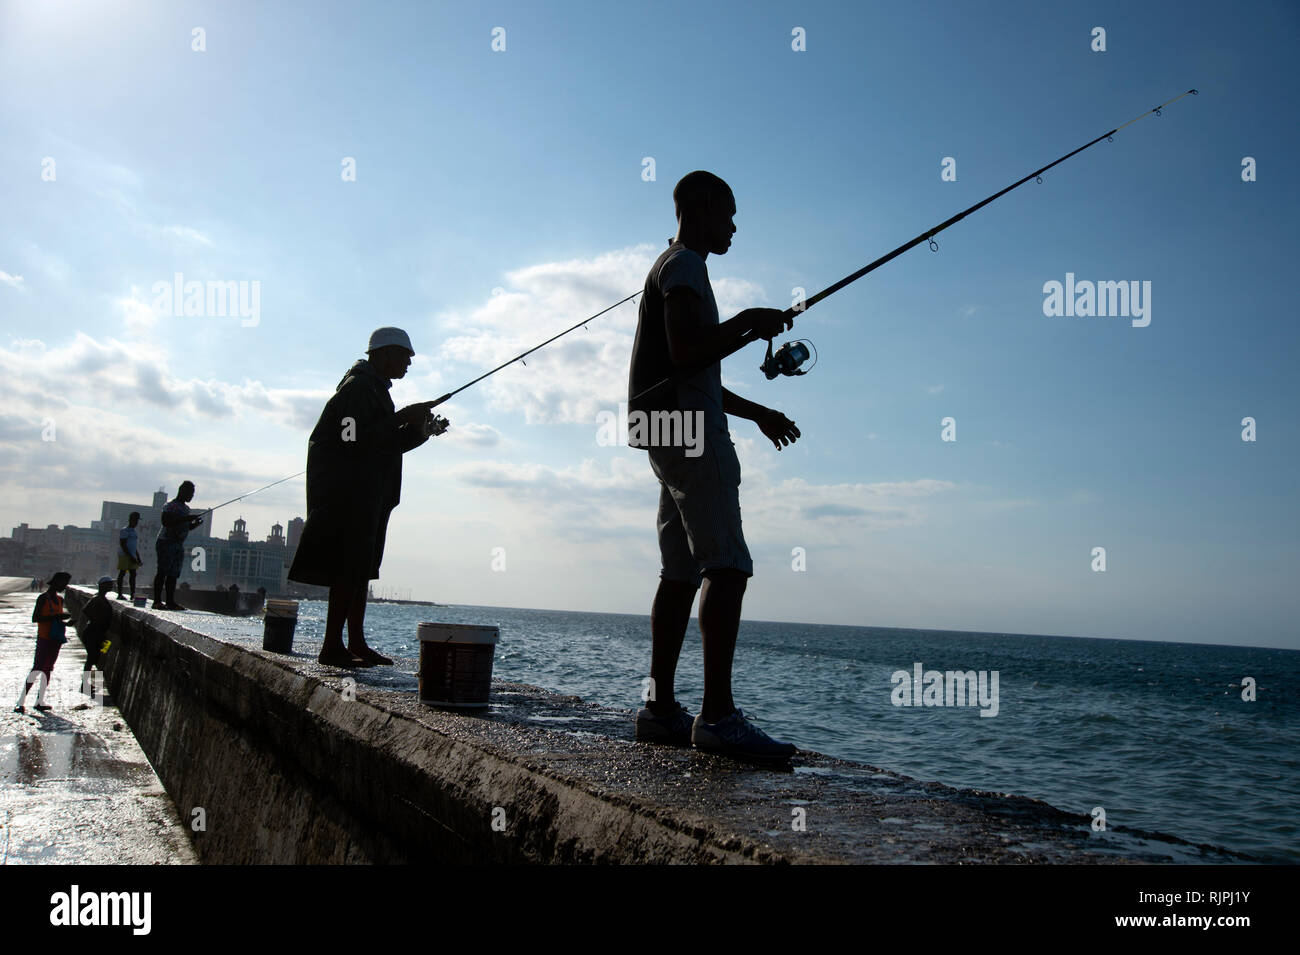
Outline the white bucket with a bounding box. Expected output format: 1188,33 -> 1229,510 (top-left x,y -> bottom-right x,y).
417,622 -> 499,708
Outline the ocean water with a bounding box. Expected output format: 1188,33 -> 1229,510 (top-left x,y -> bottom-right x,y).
293,600 -> 1299,863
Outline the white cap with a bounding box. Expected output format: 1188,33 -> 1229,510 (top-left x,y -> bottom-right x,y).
367,327 -> 415,355
97,575 -> 114,586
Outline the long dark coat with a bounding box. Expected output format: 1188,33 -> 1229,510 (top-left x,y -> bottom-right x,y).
288,359 -> 429,586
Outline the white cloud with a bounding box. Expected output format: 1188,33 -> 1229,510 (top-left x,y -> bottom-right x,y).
437,452 -> 957,551
116,287 -> 162,336
444,422 -> 502,448
0,331 -> 323,535
0,332 -> 328,431
161,225 -> 213,246
434,245 -> 767,426
0,271 -> 24,289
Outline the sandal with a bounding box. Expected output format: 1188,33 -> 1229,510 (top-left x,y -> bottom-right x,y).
317,647 -> 367,668
351,645 -> 393,666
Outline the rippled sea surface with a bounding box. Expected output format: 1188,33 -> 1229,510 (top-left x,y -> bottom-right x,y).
294,600 -> 1299,863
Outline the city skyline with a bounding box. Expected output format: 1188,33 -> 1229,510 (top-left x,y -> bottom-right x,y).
1,487 -> 306,596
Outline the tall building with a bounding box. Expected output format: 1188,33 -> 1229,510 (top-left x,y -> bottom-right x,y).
280,515 -> 326,598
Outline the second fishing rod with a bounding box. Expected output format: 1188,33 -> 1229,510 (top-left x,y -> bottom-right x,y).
216,89 -> 1197,508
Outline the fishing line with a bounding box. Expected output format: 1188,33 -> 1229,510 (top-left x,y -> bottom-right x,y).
193,471 -> 307,519
629,88 -> 1199,404
428,290 -> 641,408
191,294 -> 643,509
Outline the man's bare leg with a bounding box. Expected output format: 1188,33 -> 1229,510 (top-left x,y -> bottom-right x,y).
647,577 -> 697,715
698,569 -> 747,723
320,583 -> 364,666
347,584 -> 393,665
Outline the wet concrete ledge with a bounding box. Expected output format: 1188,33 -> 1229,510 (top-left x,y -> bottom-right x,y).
0,593 -> 197,864
63,588 -> 1246,865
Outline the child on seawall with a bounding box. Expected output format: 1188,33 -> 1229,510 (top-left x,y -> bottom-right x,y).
79,576 -> 115,696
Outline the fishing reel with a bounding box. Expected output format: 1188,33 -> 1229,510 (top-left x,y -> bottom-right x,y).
422,414 -> 451,438
760,338 -> 818,380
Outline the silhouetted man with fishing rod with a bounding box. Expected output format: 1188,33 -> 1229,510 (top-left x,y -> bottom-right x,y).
629,170 -> 801,762
153,481 -> 205,610
289,328 -> 447,668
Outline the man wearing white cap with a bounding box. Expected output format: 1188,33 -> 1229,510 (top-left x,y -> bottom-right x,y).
288,327 -> 447,667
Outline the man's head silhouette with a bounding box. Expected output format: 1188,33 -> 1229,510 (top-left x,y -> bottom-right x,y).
673,171 -> 736,256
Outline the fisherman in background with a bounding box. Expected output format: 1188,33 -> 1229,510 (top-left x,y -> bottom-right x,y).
116,511 -> 142,601
152,481 -> 204,611
13,571 -> 72,714
288,327 -> 445,668
79,576 -> 115,696
628,170 -> 802,762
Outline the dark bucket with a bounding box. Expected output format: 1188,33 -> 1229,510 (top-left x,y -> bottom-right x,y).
263,599 -> 298,653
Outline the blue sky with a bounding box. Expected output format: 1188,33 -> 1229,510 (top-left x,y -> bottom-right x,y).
1,0 -> 1296,648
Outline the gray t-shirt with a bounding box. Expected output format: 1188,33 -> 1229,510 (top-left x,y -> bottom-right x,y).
627,243 -> 727,442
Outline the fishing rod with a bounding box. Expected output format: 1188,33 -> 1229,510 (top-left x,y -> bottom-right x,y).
630,87 -> 1199,405
427,290 -> 641,408
192,471 -> 307,520
196,294 -> 645,510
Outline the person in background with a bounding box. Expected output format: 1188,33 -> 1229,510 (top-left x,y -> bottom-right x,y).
152,481 -> 204,611
288,327 -> 445,668
116,511 -> 142,601
78,575 -> 115,696
14,571 -> 72,714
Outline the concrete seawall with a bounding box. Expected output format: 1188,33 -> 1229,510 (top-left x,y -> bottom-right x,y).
64,588 -> 1245,865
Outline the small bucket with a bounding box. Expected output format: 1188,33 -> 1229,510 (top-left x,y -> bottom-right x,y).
418,622 -> 499,708
263,599 -> 299,653
132,596 -> 147,607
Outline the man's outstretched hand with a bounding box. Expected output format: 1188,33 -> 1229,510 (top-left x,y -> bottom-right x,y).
757,408 -> 801,450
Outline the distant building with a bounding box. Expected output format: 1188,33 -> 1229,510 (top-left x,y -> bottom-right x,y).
0,492 -> 313,596
279,516 -> 327,599
7,522 -> 105,583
